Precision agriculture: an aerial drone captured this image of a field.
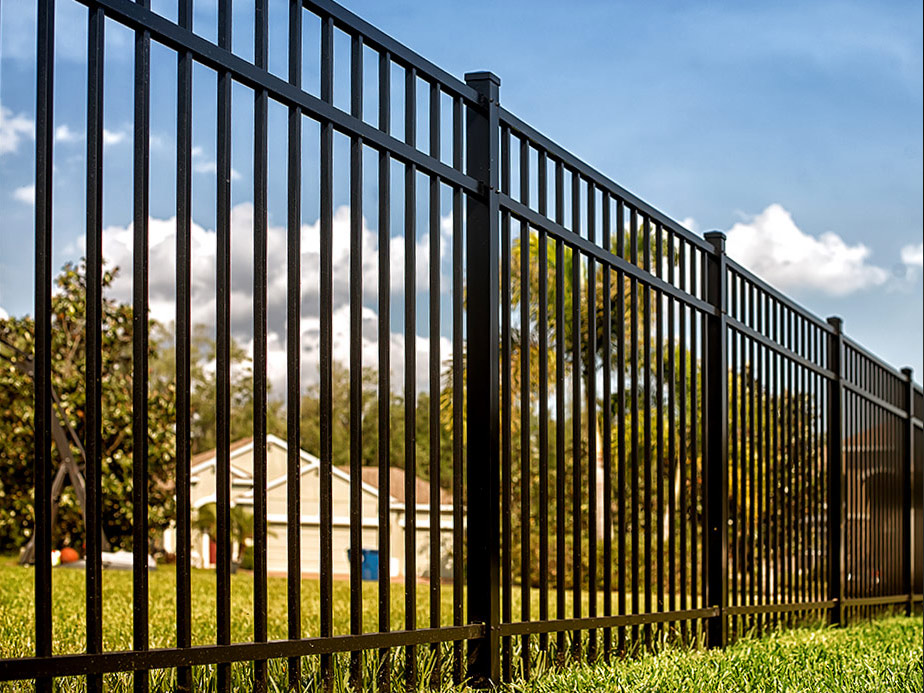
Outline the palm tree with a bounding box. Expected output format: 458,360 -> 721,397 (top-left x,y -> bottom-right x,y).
192,503 -> 255,564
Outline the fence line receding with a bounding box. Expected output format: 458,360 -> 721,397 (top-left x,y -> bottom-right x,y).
0,0 -> 921,690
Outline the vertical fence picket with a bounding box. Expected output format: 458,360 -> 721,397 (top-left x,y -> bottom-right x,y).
451,92 -> 465,687
290,4 -> 307,690
33,3 -> 55,692
132,1 -> 152,686
377,47 -> 393,693
349,31 -> 365,693
427,75 -> 442,691
85,5 -> 105,691
175,0 -> 194,687
902,367 -> 914,615
703,232 -> 728,648
252,0 -> 269,689
215,1 -> 233,689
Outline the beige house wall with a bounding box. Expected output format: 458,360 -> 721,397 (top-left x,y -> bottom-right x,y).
174,436 -> 458,578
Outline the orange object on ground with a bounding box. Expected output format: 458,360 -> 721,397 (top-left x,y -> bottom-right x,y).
60,547 -> 79,563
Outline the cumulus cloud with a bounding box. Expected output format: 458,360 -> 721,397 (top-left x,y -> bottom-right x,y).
13,184 -> 34,205
87,203 -> 454,395
55,124 -> 81,144
900,242 -> 923,270
0,106 -> 33,156
0,306 -> 7,320
679,216 -> 699,234
724,204 -> 888,296
104,129 -> 127,146
191,146 -> 242,181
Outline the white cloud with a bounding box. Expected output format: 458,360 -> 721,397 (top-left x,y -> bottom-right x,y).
0,306 -> 7,320
50,123 -> 126,146
191,146 -> 242,181
86,203 -> 455,395
900,242 -> 923,270
725,203 -> 888,296
0,106 -> 34,155
13,184 -> 35,205
679,216 -> 699,234
104,129 -> 127,146
55,124 -> 81,143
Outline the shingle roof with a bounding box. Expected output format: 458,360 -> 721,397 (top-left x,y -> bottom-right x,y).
335,465 -> 453,506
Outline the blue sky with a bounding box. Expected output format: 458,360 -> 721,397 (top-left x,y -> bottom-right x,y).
1,0 -> 922,382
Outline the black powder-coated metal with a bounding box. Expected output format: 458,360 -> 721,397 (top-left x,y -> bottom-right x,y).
403,61 -> 418,693
252,0 -> 269,689
175,1 -> 193,687
318,12 -> 335,690
499,123 -> 512,684
586,184 -> 598,662
349,31 -> 365,692
616,200 -> 627,655
85,7 -> 105,691
0,627 -> 486,682
377,46 -> 393,693
465,71 -> 502,688
519,135 -> 532,677
601,196 -> 613,660
451,92 -> 465,686
11,1 -> 922,688
571,169 -> 583,660
428,75 -> 442,690
132,3 -> 152,687
33,2 -> 55,686
554,159 -> 568,665
903,367 -> 915,615
704,231 -> 728,648
289,3 -> 306,689
537,152 -> 550,655
215,2 -> 233,690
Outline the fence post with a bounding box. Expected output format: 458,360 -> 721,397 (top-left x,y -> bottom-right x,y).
901,367 -> 914,616
826,316 -> 844,626
464,70 -> 501,687
703,231 -> 728,649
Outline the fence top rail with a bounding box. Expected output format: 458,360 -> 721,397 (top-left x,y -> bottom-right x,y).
842,380 -> 910,420
843,334 -> 909,383
498,106 -> 714,255
725,256 -> 836,336
498,192 -> 718,315
75,0 -> 478,194
305,0 -> 482,105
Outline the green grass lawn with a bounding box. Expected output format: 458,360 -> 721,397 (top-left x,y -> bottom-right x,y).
0,557 -> 696,658
0,558 -> 920,691
508,616 -> 923,693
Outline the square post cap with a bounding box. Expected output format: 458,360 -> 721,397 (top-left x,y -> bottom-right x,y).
827,316 -> 843,331
704,230 -> 726,252
464,71 -> 501,86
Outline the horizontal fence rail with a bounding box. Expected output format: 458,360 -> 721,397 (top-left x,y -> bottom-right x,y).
0,0 -> 921,690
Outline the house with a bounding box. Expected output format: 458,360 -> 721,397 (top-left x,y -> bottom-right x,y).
163,434 -> 456,578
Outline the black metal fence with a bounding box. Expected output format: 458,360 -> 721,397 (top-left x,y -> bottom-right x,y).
0,0 -> 921,690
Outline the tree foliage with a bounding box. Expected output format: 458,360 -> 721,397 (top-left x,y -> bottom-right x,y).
0,262 -> 176,553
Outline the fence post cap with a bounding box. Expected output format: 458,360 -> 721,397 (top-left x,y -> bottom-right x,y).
826,315 -> 843,331
464,71 -> 501,86
901,366 -> 913,379
704,230 -> 726,251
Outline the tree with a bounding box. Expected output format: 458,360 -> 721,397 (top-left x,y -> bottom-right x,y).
192,502 -> 255,563
154,323 -> 286,457
0,261 -> 177,553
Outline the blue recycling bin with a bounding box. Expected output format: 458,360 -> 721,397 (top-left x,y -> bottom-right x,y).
346,548 -> 379,581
